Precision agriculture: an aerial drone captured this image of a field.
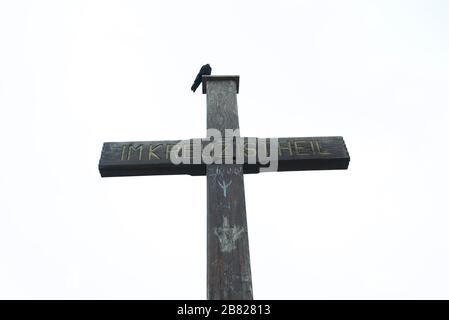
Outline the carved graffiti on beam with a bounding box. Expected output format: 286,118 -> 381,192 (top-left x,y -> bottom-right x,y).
217,179 -> 232,197
214,217 -> 245,253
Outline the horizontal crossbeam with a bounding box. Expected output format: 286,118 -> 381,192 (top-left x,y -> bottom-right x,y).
99,136 -> 350,177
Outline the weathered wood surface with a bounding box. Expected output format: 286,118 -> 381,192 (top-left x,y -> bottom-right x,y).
205,77 -> 253,300
99,136 -> 349,177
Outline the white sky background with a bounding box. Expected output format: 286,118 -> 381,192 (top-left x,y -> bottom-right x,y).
0,0 -> 448,299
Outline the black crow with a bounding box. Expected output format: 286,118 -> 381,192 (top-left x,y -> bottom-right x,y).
191,64 -> 212,92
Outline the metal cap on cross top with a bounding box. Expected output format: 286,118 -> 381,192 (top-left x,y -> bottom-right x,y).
202,75 -> 240,94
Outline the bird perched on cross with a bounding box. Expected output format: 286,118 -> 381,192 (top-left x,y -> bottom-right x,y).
191,64 -> 212,92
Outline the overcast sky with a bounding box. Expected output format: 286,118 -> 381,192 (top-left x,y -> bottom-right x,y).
1,0 -> 449,299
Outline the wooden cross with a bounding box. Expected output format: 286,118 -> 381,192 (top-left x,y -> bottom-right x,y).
99,75 -> 350,299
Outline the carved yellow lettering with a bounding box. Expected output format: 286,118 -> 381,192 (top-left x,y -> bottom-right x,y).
121,145 -> 127,160
279,142 -> 293,156
149,144 -> 162,160
293,141 -> 309,155
127,144 -> 143,160
310,141 -> 316,155
166,144 -> 174,159
315,141 -> 330,155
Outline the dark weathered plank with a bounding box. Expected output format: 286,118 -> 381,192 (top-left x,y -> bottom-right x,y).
98,136 -> 350,177
205,77 -> 253,300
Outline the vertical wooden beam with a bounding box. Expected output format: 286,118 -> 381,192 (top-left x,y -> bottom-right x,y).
204,76 -> 253,300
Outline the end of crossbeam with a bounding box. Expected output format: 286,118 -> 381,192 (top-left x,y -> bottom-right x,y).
202,75 -> 239,94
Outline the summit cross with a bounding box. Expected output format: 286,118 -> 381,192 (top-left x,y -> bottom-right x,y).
99,75 -> 350,299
